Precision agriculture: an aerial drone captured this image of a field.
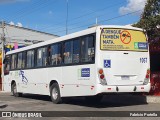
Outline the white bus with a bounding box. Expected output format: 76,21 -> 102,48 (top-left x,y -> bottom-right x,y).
4,25 -> 150,104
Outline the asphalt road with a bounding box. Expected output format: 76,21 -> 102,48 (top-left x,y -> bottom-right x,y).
0,92 -> 160,120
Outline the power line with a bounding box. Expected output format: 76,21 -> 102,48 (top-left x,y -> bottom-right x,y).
4,0 -> 46,21
12,0 -> 57,21
40,0 -> 145,34
39,1 -> 126,31
49,9 -> 143,35
5,0 -> 58,22
2,1 -> 144,38
38,0 -> 145,33
6,9 -> 143,37
43,8 -> 118,32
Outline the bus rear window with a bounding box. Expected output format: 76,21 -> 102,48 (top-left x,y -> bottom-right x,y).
100,28 -> 148,51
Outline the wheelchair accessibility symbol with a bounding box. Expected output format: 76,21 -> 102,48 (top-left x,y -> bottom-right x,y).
104,60 -> 111,68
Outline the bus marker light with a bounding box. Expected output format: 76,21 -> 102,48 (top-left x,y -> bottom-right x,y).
91,86 -> 94,90
108,88 -> 111,90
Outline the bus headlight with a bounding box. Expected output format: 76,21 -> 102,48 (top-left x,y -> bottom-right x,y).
98,69 -> 107,85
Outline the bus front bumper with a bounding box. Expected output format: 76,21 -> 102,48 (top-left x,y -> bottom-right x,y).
97,83 -> 151,94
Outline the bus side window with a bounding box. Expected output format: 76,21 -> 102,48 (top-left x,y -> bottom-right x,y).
36,47 -> 48,67
37,48 -> 42,67
11,54 -> 17,69
73,39 -> 80,63
88,35 -> 95,61
4,55 -> 10,75
51,43 -> 62,65
48,46 -> 51,65
81,35 -> 95,62
27,50 -> 35,68
63,41 -> 73,64
42,47 -> 48,66
17,53 -> 23,69
22,52 -> 26,68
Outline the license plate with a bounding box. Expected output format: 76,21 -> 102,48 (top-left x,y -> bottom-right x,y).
121,76 -> 130,80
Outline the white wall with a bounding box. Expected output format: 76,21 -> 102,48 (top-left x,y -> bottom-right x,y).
0,24 -> 59,46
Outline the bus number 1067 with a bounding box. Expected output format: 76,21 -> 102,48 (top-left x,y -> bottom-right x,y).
140,58 -> 147,63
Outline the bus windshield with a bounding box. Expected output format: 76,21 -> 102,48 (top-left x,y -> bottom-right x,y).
100,28 -> 148,51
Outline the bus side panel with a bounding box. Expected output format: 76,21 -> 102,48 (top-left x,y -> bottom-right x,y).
24,68 -> 49,95
60,64 -> 96,97
48,67 -> 62,95
8,70 -> 23,92
11,69 -> 49,95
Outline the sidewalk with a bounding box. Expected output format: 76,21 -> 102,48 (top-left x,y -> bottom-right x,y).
0,91 -> 11,95
146,96 -> 160,103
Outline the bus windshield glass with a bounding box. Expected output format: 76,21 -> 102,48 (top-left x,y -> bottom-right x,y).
100,28 -> 148,51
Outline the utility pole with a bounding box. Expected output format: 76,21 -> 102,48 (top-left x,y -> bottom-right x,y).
96,18 -> 98,25
1,21 -> 5,91
66,0 -> 69,35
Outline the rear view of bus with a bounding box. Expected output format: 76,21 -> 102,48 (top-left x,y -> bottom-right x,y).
96,26 -> 150,94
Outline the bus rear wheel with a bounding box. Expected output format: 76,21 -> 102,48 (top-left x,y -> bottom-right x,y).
50,83 -> 62,104
11,83 -> 22,97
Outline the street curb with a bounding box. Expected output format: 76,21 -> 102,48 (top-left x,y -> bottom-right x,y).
146,96 -> 160,103
0,91 -> 11,94
0,91 -> 10,93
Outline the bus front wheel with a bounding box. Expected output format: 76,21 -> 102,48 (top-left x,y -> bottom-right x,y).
11,83 -> 22,97
50,83 -> 62,104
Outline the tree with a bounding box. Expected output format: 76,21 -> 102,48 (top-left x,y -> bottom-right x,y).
133,0 -> 160,43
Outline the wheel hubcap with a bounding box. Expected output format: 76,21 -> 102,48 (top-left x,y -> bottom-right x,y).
52,88 -> 58,100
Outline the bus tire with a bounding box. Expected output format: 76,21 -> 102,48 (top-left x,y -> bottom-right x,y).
11,83 -> 22,97
85,95 -> 103,103
50,83 -> 62,104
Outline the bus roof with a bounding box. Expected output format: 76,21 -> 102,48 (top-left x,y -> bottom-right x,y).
6,25 -> 144,55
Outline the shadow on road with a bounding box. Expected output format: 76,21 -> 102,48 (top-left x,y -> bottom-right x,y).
20,93 -> 147,108
0,104 -> 8,109
63,94 -> 147,108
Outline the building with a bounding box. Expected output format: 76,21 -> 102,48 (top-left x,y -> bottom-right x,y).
0,23 -> 58,47
0,23 -> 59,91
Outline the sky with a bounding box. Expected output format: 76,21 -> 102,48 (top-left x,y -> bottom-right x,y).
0,0 -> 147,36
